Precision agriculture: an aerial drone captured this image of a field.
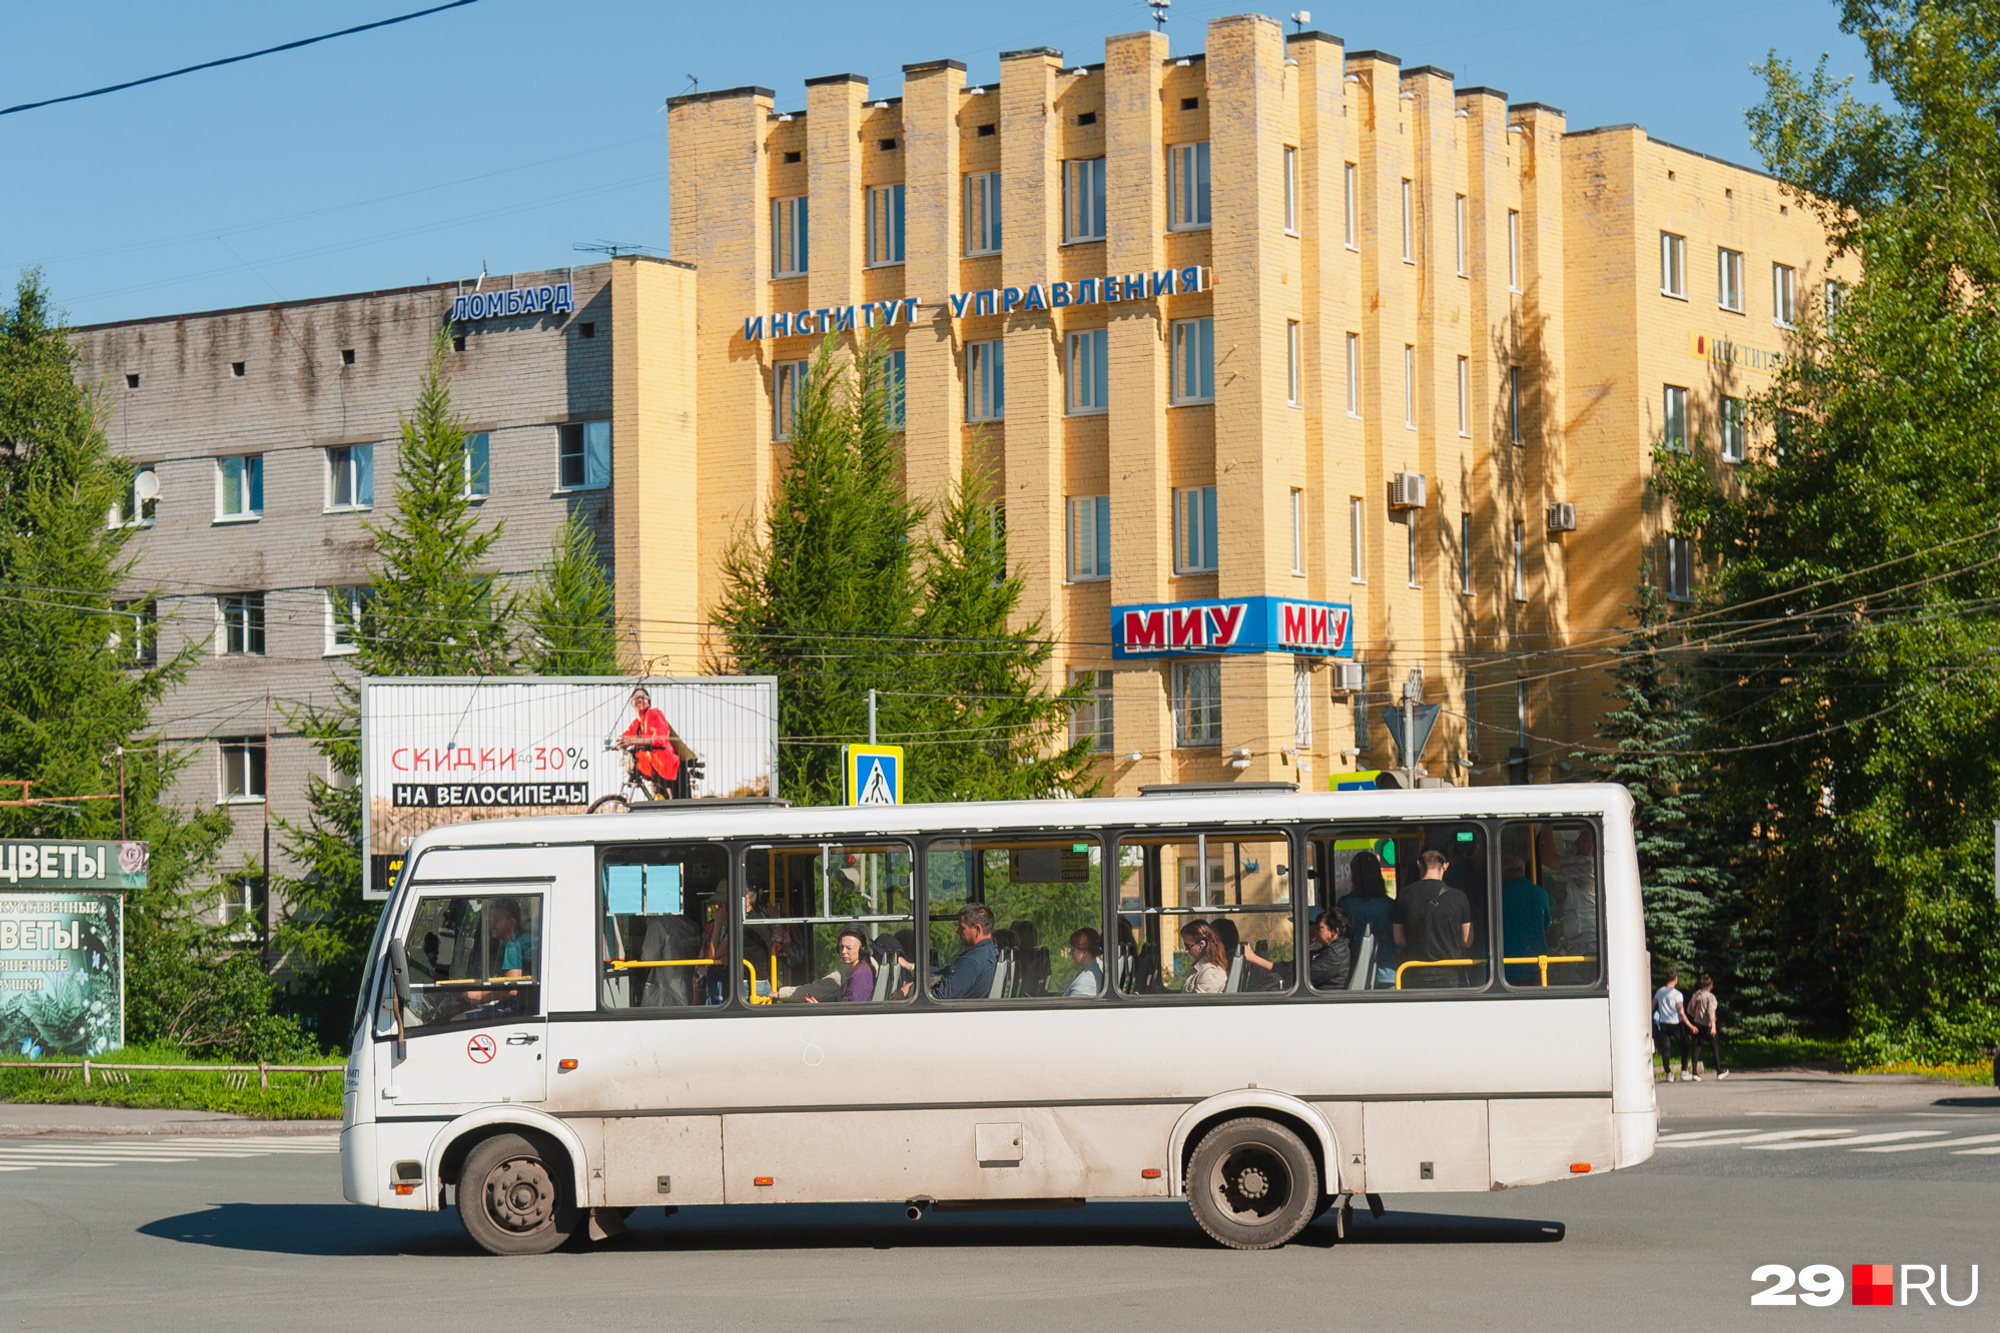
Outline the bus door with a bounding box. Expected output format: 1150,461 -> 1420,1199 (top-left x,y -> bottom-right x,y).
380,887 -> 549,1107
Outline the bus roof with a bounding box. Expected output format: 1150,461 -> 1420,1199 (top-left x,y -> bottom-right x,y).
404,784 -> 1632,857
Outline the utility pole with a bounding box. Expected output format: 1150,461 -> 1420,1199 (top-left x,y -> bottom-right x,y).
868,689 -> 878,746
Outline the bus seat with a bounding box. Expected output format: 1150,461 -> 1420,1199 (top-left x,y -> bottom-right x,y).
1115,948 -> 1133,994
1347,932 -> 1376,991
987,950 -> 1015,1000
869,955 -> 894,1002
1225,946 -> 1246,993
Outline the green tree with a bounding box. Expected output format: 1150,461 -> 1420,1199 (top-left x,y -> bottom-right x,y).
712,337 -> 926,803
277,327 -> 514,1039
0,270 -> 306,1058
905,470 -> 1099,802
1656,0 -> 2000,1061
520,510 -> 619,676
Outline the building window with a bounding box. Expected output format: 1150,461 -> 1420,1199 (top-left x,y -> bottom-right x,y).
989,502 -> 1007,584
1173,485 -> 1218,574
216,455 -> 263,520
1824,278 -> 1841,333
1168,141 -> 1211,230
1508,365 -> 1522,444
1720,396 -> 1746,463
1283,146 -> 1298,233
1067,329 -> 1109,414
327,444 -> 374,510
1400,179 -> 1414,262
1516,679 -> 1528,749
1511,520 -> 1526,601
1286,321 -> 1302,407
1066,494 -> 1111,582
1070,668 -> 1114,753
885,350 -> 906,429
327,585 -> 371,656
109,467 -> 157,529
1660,230 -> 1686,297
1455,356 -> 1469,436
462,432 -> 491,499
1349,496 -> 1365,583
1773,262 -> 1796,327
219,737 -> 267,804
1171,318 -> 1215,404
866,184 -> 905,266
966,340 -> 1006,422
110,599 -> 157,666
1454,194 -> 1467,275
1063,157 -> 1107,243
1718,246 -> 1744,311
558,421 -> 612,490
1290,487 -> 1305,575
1351,663 -> 1369,753
1662,384 -> 1688,451
1667,535 -> 1693,601
773,360 -> 807,440
1464,669 -> 1480,758
1405,513 -> 1420,588
1171,659 -> 1222,748
1343,162 -> 1358,248
1403,345 -> 1416,429
772,195 -> 809,276
1345,333 -> 1361,417
1506,209 -> 1521,291
964,171 -> 1002,254
1459,512 -> 1472,595
1293,658 -> 1313,750
219,593 -> 265,655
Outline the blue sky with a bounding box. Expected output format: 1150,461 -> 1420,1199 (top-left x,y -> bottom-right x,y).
2,0 -> 1872,327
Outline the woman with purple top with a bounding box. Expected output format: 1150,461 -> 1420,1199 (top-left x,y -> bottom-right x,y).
784,927 -> 876,1004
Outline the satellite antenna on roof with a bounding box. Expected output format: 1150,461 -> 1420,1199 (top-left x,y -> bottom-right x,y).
1148,0 -> 1169,31
1290,10 -> 1311,33
573,242 -> 655,258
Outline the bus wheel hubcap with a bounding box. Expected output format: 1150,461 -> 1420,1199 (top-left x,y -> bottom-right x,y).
1215,1146 -> 1288,1219
486,1159 -> 554,1232
1236,1167 -> 1270,1199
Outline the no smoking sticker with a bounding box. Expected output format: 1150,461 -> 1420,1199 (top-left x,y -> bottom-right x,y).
467,1034 -> 496,1064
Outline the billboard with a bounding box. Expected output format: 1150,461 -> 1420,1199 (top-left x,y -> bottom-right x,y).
360,677 -> 778,899
0,887 -> 126,1057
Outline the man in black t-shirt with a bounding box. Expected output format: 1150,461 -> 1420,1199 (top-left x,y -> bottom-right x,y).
1393,848 -> 1473,989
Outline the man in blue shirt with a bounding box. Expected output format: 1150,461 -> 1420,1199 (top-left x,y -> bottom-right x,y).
934,903 -> 997,999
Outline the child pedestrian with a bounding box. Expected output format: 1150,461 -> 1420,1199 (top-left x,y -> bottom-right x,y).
1685,973 -> 1727,1080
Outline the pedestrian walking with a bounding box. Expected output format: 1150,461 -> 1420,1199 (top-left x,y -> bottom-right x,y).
1685,973 -> 1727,1079
1652,972 -> 1693,1081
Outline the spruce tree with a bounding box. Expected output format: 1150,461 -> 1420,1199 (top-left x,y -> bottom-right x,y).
713,337 -> 926,803
520,510 -> 619,676
906,469 -> 1099,801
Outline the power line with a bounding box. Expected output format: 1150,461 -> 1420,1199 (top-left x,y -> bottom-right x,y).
0,1 -> 483,118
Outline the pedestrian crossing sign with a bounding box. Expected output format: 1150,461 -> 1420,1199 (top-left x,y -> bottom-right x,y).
845,744 -> 904,806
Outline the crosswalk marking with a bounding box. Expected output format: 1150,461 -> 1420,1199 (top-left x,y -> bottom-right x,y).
1854,1133 -> 2000,1154
1659,1128 -> 1854,1147
0,1134 -> 338,1177
1745,1130 -> 1946,1152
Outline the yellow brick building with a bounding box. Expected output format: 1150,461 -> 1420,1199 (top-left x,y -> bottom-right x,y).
621,14 -> 1841,795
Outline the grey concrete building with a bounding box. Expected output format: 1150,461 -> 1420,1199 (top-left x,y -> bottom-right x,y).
71,263 -> 618,923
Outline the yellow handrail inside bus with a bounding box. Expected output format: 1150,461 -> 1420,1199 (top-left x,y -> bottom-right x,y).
1393,955 -> 1590,988
603,954 -> 780,1003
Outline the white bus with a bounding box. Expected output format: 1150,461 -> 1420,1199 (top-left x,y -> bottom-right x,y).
341,783 -> 1657,1254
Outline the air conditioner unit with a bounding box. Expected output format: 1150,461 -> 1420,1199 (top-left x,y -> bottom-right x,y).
1547,501 -> 1577,532
1329,661 -> 1365,694
1390,471 -> 1427,509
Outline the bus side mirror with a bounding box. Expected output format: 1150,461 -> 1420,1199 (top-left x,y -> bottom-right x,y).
387,939 -> 413,1007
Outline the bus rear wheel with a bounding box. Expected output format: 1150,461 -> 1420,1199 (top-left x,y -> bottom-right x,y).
1186,1117 -> 1319,1250
458,1132 -> 579,1256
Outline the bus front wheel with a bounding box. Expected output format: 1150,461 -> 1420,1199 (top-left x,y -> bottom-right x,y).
458,1132 -> 580,1256
1185,1117 -> 1320,1250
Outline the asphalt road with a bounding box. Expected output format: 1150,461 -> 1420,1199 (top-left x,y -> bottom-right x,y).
0,1073 -> 1994,1331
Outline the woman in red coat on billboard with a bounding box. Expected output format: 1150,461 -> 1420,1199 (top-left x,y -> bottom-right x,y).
615,686 -> 680,800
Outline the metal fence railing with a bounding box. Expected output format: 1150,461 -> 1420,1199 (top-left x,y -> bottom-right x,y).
0,1060 -> 343,1090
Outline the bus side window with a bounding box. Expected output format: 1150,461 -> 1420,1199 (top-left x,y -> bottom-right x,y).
1308,824 -> 1490,993
1498,820 -> 1602,988
600,843 -> 729,1011
1114,833 -> 1295,1000
400,893 -> 543,1029
923,837 -> 1105,1001
746,843 -> 916,1007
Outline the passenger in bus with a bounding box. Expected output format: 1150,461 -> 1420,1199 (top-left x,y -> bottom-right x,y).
1064,928 -> 1105,997
1499,853 -> 1554,984
786,927 -> 876,1004
1306,907 -> 1352,990
933,903 -> 998,999
1392,849 -> 1474,988
1342,851 -> 1398,986
1178,922 -> 1230,994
